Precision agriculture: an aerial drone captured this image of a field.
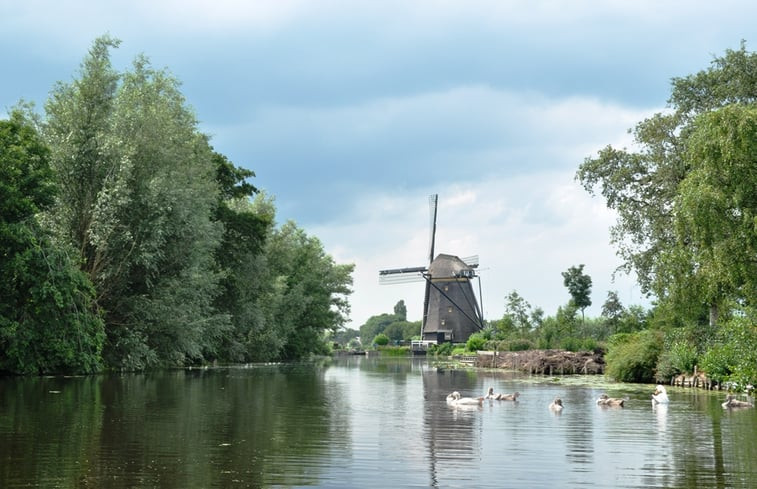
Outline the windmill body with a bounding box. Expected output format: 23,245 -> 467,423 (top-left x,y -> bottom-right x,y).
379,195 -> 484,347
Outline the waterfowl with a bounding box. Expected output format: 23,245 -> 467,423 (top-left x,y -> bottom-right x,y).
596,394 -> 624,407
485,387 -> 519,401
721,395 -> 754,409
496,391 -> 520,401
446,391 -> 462,403
549,397 -> 564,412
652,385 -> 669,405
446,391 -> 483,406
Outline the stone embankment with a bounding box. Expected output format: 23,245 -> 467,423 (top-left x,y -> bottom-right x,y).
474,349 -> 605,375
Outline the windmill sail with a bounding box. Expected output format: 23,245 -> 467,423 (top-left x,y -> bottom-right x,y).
422,194 -> 438,334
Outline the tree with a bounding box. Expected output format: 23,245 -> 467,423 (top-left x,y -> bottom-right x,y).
577,42 -> 757,325
674,105 -> 757,324
211,151 -> 272,362
562,264 -> 592,323
0,115 -> 104,374
601,291 -> 624,333
259,220 -> 354,360
42,36 -> 228,369
393,300 -> 408,321
503,290 -> 532,335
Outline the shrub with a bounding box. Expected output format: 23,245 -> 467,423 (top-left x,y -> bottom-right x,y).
605,329 -> 664,383
466,333 -> 487,352
429,342 -> 454,356
373,333 -> 389,346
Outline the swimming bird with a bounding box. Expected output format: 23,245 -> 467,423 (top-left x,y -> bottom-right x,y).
596,393 -> 625,407
549,397 -> 564,412
652,385 -> 669,405
485,387 -> 520,401
446,391 -> 483,406
496,391 -> 520,401
721,394 -> 754,409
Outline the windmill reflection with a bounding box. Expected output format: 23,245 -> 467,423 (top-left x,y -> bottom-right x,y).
421,365 -> 483,487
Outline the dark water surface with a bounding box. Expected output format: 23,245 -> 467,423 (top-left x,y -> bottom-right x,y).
1,356 -> 756,488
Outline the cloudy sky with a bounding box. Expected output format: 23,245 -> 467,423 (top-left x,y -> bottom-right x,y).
2,1 -> 756,329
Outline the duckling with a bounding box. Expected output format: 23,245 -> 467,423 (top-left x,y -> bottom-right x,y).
721,394 -> 754,409
549,397 -> 564,412
596,393 -> 625,407
496,391 -> 520,401
485,387 -> 520,401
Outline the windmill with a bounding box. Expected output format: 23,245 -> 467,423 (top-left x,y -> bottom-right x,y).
379,194 -> 484,347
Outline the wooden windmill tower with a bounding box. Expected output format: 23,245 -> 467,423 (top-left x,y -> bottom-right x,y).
379,194 -> 484,345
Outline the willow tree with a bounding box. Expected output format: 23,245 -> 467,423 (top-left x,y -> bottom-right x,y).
577,42 -> 757,326
43,36 -> 227,368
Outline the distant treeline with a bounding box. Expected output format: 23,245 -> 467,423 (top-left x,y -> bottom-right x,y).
1,36 -> 353,375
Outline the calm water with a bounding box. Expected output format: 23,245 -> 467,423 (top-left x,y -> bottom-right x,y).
1,356 -> 756,488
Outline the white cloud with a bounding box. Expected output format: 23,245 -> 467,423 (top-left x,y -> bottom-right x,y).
299,90 -> 656,329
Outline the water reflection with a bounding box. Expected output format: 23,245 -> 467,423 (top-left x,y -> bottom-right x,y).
1,358 -> 757,488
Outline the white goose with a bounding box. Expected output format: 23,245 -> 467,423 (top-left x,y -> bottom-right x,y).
652,384 -> 669,405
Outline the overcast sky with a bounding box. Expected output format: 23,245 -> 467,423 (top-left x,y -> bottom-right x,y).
3,1 -> 756,329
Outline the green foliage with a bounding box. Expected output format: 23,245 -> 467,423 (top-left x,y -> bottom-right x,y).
378,346 -> 409,356
373,333 -> 389,346
465,332 -> 487,352
562,265 -> 592,318
0,117 -> 104,374
393,300 -> 407,321
358,301 -> 418,344
211,156 -> 272,362
258,219 -> 354,361
560,337 -> 598,353
1,38 -> 356,372
605,330 -> 664,383
429,342 -> 454,356
577,43 -> 757,322
700,313 -> 757,386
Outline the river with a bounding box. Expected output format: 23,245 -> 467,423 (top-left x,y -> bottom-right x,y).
1,356 -> 755,488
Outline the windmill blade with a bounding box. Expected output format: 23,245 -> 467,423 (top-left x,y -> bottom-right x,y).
379,272 -> 426,285
379,266 -> 427,284
461,255 -> 479,268
428,194 -> 438,264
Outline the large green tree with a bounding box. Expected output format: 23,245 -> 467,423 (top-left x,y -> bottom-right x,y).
0,115 -> 104,374
673,105 -> 757,323
42,36 -> 227,368
577,42 -> 757,325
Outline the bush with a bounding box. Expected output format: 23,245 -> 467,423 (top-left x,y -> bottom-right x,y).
373,333 -> 389,346
605,330 -> 664,383
429,342 -> 454,356
700,315 -> 757,387
466,333 -> 487,352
